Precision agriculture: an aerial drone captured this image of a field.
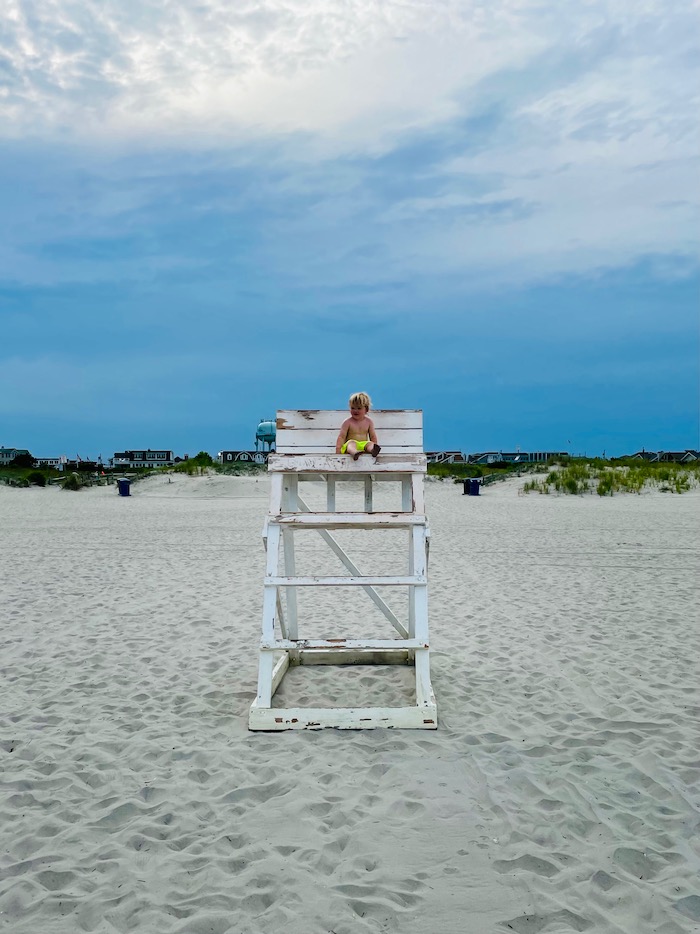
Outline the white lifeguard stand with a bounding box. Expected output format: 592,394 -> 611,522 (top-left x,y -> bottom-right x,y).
248,410 -> 437,730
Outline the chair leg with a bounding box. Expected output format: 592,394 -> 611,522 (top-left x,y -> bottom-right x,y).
256,651 -> 274,707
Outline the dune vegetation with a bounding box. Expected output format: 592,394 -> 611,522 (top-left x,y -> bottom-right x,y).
522,460 -> 699,496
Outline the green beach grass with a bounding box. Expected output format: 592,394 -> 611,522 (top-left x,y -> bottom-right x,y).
522,460 -> 699,496
4,456 -> 697,495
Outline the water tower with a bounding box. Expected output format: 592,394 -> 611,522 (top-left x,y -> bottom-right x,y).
255,418 -> 276,452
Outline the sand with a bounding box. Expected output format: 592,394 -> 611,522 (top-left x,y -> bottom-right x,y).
1,473 -> 699,934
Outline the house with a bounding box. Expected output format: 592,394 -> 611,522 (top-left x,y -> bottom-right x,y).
218,450 -> 269,465
0,447 -> 32,465
64,460 -> 101,472
112,450 -> 174,468
655,451 -> 700,463
628,450 -> 699,463
467,451 -> 567,465
426,451 -> 466,464
36,456 -> 66,470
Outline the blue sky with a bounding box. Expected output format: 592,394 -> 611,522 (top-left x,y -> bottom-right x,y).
1,0 -> 698,458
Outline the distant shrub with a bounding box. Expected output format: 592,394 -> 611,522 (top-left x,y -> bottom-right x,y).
597,474 -> 614,496
62,473 -> 83,491
172,451 -> 218,475
674,474 -> 690,493
218,462 -> 267,476
427,462 -> 483,480
564,475 -> 581,495
172,451 -> 214,472
10,453 -> 36,468
27,471 -> 46,487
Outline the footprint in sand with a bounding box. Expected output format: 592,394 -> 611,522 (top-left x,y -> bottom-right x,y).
501,908 -> 592,933
674,895 -> 700,922
493,855 -> 560,878
612,846 -> 663,881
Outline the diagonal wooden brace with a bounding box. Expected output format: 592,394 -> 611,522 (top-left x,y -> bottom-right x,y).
296,494 -> 408,638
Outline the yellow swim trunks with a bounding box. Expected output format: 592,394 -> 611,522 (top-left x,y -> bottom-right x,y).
341,440 -> 368,454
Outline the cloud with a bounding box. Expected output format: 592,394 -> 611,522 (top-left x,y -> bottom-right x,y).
2,0 -> 469,140
2,1 -> 695,147
0,0 -> 697,293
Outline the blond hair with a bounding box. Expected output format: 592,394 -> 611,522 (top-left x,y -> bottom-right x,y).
349,391 -> 371,411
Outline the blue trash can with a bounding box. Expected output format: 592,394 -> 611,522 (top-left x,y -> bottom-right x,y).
469,478 -> 480,496
117,478 -> 131,496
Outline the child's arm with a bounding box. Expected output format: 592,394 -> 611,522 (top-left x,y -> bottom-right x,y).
368,418 -> 378,444
336,419 -> 350,453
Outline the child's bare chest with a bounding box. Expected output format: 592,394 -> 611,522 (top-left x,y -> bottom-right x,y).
346,418 -> 370,439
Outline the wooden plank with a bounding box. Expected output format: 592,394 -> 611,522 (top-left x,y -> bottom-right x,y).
411,526 -> 429,641
282,476 -> 298,639
277,410 -> 423,430
249,703 -> 438,731
271,653 -> 290,697
276,426 -> 424,441
269,473 -> 283,516
268,454 -> 426,473
414,649 -> 435,708
267,575 -> 426,586
281,530 -> 298,640
276,589 -> 287,639
408,523 -> 415,638
401,477 -> 412,512
412,525 -> 427,577
276,428 -> 423,448
262,512 -> 287,638
297,648 -> 413,666
261,585 -> 278,642
278,441 -> 423,458
295,472 -> 419,484
264,523 -> 280,575
413,586 -> 429,641
277,449 -> 424,457
411,473 -> 425,513
282,474 -> 299,510
326,476 -> 336,512
411,528 -> 429,652
255,651 -> 275,708
270,512 -> 426,528
261,525 -> 280,641
261,638 -> 428,650
364,476 -> 373,512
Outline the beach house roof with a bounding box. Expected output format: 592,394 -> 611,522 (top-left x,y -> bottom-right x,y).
0,447 -> 31,463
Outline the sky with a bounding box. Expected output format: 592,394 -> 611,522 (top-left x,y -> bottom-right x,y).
1,0 -> 698,459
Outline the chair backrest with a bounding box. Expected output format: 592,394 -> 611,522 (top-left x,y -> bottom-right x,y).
275,410 -> 423,454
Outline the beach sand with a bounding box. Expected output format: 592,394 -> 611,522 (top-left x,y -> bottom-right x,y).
1,473 -> 699,933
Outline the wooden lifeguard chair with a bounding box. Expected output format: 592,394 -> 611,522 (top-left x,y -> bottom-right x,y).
248,410 -> 437,730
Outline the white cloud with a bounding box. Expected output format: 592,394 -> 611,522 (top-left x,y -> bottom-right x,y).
3,0 -> 682,146
0,0 -> 697,288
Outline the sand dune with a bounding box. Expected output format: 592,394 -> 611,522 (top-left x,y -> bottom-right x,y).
1,474 -> 698,933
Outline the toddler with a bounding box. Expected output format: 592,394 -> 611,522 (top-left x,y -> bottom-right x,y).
336,392 -> 381,459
